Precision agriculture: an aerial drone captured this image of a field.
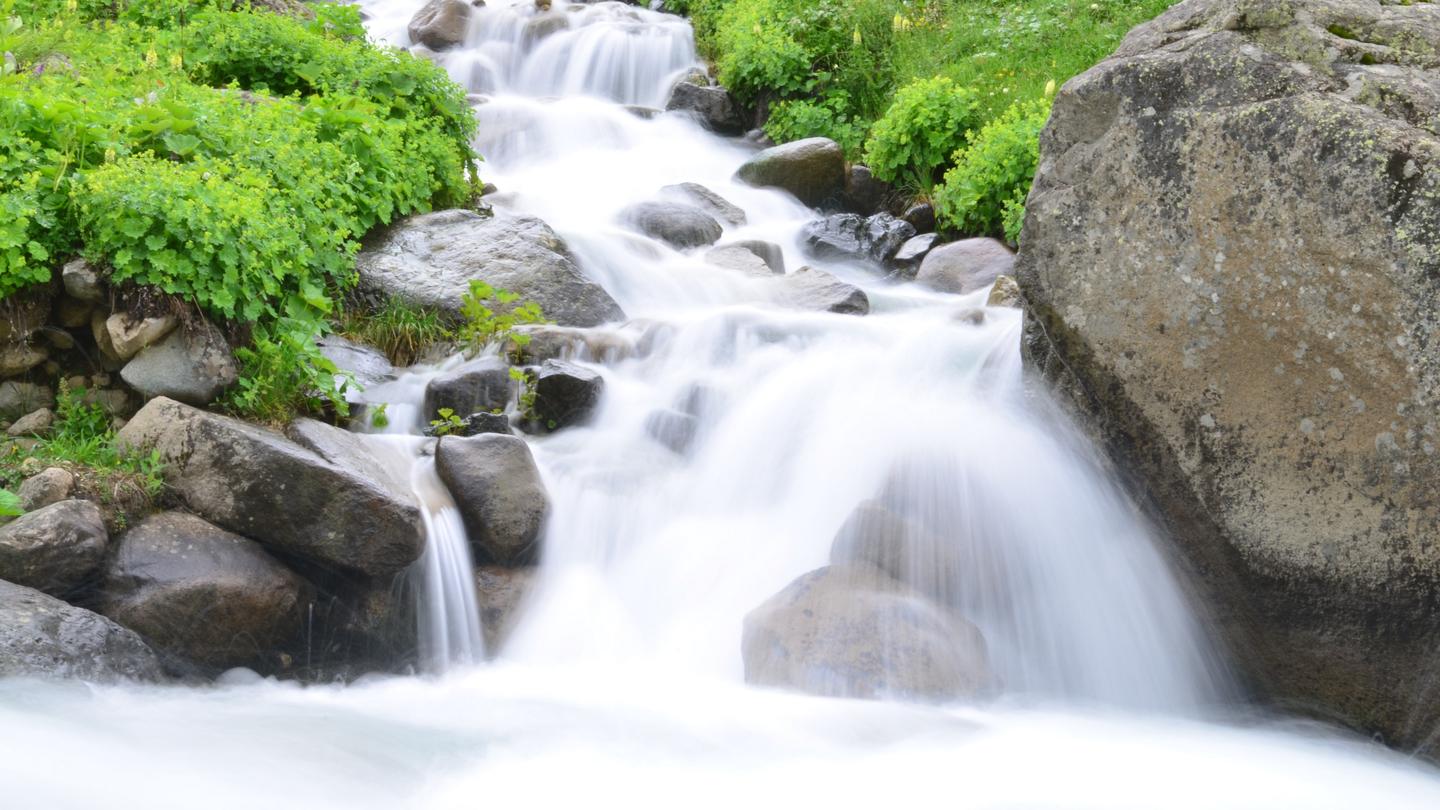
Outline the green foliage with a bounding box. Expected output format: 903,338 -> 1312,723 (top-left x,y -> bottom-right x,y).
863,75 -> 978,191
31,380 -> 166,502
457,281 -> 547,358
338,298 -> 453,366
0,487 -> 23,517
225,316 -> 352,424
934,96 -> 1050,241
368,401 -> 389,430
763,96 -> 865,157
428,407 -> 463,436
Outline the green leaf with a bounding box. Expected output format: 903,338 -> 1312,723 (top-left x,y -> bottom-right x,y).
162,133 -> 202,156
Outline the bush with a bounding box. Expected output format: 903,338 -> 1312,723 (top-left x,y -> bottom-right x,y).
763,96 -> 866,157
863,75 -> 979,191
934,96 -> 1050,242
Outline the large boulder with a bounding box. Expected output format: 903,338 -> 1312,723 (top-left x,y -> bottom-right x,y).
1016,0 -> 1440,752
915,238 -> 1014,294
0,578 -> 163,682
284,417 -> 413,499
742,565 -> 990,701
100,512 -> 309,671
356,209 -> 625,328
117,398 -> 424,578
408,0 -> 472,50
735,137 -> 846,208
0,500 -> 107,596
801,213 -> 916,266
435,434 -> 549,565
120,320 -> 238,406
664,80 -> 747,135
769,267 -> 870,315
619,201 -> 724,250
532,359 -> 605,429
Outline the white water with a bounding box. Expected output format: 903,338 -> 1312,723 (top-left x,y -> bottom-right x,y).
3,1 -> 1439,806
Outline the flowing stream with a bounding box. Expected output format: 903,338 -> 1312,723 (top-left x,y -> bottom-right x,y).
3,2 -> 1440,807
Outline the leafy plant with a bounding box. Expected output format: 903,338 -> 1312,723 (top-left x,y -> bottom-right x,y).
428,407 -> 463,436
0,487 -> 23,517
934,96 -> 1051,241
457,281 -> 547,358
764,96 -> 866,157
226,316 -> 353,424
864,76 -> 979,191
337,298 -> 453,366
368,401 -> 390,430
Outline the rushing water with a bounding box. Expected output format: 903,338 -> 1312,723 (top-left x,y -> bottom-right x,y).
3,1 -> 1440,806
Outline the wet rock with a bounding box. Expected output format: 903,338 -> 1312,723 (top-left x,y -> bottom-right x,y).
664,81 -> 747,135
475,565 -> 536,652
435,434 -> 548,565
511,324 -> 637,365
532,359 -> 604,429
742,565 -> 990,701
704,244 -> 777,277
660,182 -> 747,226
522,11 -> 568,47
891,233 -> 940,277
0,578 -> 163,682
902,202 -> 936,234
986,275 -> 1021,308
6,407 -> 53,437
619,201 -> 724,250
724,240 -> 785,274
357,209 -> 625,328
120,320 -> 238,406
285,417 -> 413,500
117,397 -> 424,578
802,212 -> 916,266
408,0 -> 472,50
0,500 -> 107,596
424,411 -> 512,437
315,335 -> 396,389
735,137 -> 846,209
770,267 -> 869,315
0,382 -> 52,421
842,165 -> 893,216
423,359 -> 514,423
100,512 -> 308,671
916,238 -> 1014,295
1016,0 -> 1440,752
16,467 -> 73,511
61,258 -> 104,302
645,408 -> 698,454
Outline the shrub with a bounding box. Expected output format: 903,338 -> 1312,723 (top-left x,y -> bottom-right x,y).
20,380 -> 167,506
225,316 -> 353,424
934,96 -> 1050,241
763,96 -> 866,157
863,75 -> 980,191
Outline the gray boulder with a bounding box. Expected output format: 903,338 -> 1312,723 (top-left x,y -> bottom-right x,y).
660,182 -> 747,226
891,233 -> 939,277
435,434 -> 548,565
408,0 -> 471,50
424,358 -> 514,422
735,137 -> 846,208
316,335 -> 396,388
16,467 -> 74,511
619,201 -> 724,250
664,81 -> 747,135
1016,0 -> 1440,752
117,397 -> 424,578
61,259 -> 104,302
475,565 -> 536,652
769,267 -> 870,315
6,407 -> 53,437
915,238 -> 1014,294
704,244 -> 778,277
0,500 -> 107,596
533,359 -> 605,429
742,565 -> 990,701
285,417 -> 413,499
120,320 -> 238,406
802,213 -> 916,266
357,209 -> 625,328
0,578 -> 163,682
100,512 -> 308,671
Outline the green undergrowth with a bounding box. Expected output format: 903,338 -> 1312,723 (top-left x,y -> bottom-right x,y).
677,0 -> 1172,239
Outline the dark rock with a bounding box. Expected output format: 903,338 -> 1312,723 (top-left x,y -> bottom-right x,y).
660,182 -> 747,226
533,359 -> 604,428
435,434 -> 548,565
902,203 -> 936,234
802,213 -> 916,266
842,165 -> 893,216
735,137 -> 846,208
619,201 -> 724,250
423,411 -> 513,437
423,359 -> 514,423
316,335 -> 396,389
916,238 -> 1014,294
664,81 -> 747,135
0,500 -> 107,596
117,397 -> 424,578
891,233 -> 940,277
742,565 -> 990,701
100,512 -> 308,671
285,417 -> 412,499
0,578 -> 163,682
408,0 -> 472,50
120,320 -> 238,406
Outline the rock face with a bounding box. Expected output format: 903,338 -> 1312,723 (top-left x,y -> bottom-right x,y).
532,360 -> 605,428
664,81 -> 747,135
117,398 -> 424,578
0,500 -> 107,596
735,138 -> 846,208
0,578 -> 163,682
408,0 -> 471,50
424,359 -> 514,422
1016,0 -> 1440,752
357,209 -> 625,328
435,434 -> 549,565
915,238 -> 1014,294
120,320 -> 238,406
742,565 -> 990,701
802,213 -> 916,266
619,201 -> 724,250
100,512 -> 308,671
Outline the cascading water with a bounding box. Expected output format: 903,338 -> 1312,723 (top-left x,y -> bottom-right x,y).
4,2 -> 1440,807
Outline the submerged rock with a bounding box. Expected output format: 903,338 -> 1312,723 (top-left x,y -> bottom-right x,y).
660,182 -> 747,226
1016,0 -> 1440,752
118,397 -> 424,578
436,434 -> 548,566
475,565 -> 536,652
769,267 -> 870,315
0,578 -> 163,682
742,565 -> 990,701
619,201 -> 724,250
704,244 -> 778,277
100,512 -> 308,672
357,209 -> 625,328
735,137 -> 846,209
0,500 -> 107,596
